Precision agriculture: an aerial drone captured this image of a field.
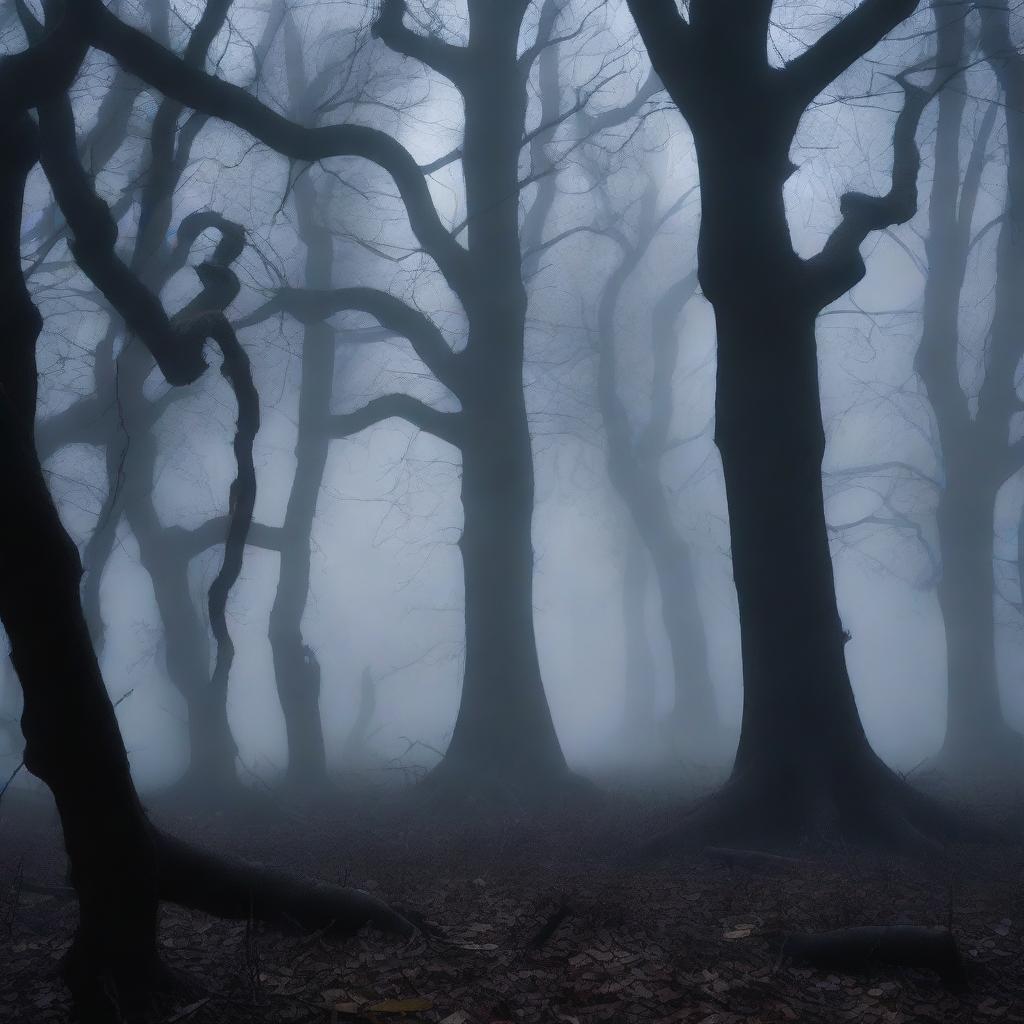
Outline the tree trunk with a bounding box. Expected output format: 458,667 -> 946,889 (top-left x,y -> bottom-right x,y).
915,1 -> 1021,777
122,421 -> 238,794
936,472 -> 1017,766
439,382 -> 567,792
597,242 -> 722,761
632,475 -> 720,758
428,5 -> 568,796
661,118 -> 955,844
714,305 -> 874,814
0,111 -> 161,1016
620,530 -> 658,744
268,172 -> 330,791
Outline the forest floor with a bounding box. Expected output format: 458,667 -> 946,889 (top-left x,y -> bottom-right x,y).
1,774 -> 1023,1024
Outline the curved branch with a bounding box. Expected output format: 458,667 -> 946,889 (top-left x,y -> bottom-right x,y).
783,0 -> 920,109
36,92 -> 208,386
623,0 -> 691,109
0,2 -> 90,117
804,78 -> 933,311
205,319 -> 259,717
169,518 -> 284,561
132,0 -> 234,280
35,398 -> 107,461
372,0 -> 470,88
328,394 -> 463,448
87,0 -> 474,298
238,286 -> 461,394
35,84 -> 262,734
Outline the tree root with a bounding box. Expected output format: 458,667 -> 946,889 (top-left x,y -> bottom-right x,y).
780,925 -> 965,987
154,830 -> 416,938
642,750 -> 996,858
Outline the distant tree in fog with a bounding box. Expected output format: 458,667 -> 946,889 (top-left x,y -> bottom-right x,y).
583,167 -> 723,761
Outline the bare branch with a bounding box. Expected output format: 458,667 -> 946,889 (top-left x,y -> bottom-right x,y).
372,0 -> 470,88
86,0 -> 474,299
804,76 -> 933,311
784,0 -> 921,109
328,394 -> 463,448
236,287 -> 460,395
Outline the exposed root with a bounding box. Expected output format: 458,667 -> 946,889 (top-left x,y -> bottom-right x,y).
154,830 -> 416,938
642,751 -> 992,858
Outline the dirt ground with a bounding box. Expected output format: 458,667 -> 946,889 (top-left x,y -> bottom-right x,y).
1,778 -> 1023,1024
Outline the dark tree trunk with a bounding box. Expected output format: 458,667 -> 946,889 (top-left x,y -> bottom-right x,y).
442,386 -> 567,789
429,3 -> 568,794
712,299 -> 877,826
0,111 -> 161,1016
269,173 -> 330,790
620,0 -> 970,848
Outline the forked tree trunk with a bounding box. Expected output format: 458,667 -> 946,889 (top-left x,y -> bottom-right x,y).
627,0 -> 959,849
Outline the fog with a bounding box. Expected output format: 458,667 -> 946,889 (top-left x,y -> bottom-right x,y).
9,3 -> 1024,1021
2,0 -> 1021,799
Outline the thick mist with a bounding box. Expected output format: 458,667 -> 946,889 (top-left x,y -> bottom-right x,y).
2,2 -> 1024,1020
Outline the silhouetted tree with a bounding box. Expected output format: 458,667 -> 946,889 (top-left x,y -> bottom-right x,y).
86,0 -> 661,797
1,10 -> 411,1016
29,0 -> 280,796
626,0 -> 959,843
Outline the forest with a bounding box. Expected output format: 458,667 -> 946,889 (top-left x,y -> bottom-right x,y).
2,0 -> 1024,1021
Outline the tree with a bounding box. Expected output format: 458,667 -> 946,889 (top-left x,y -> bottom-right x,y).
910,0 -> 1024,775
587,171 -> 723,760
29,0 -> 279,796
1,10 -> 410,1016
84,0 -> 665,798
625,0 -> 961,844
